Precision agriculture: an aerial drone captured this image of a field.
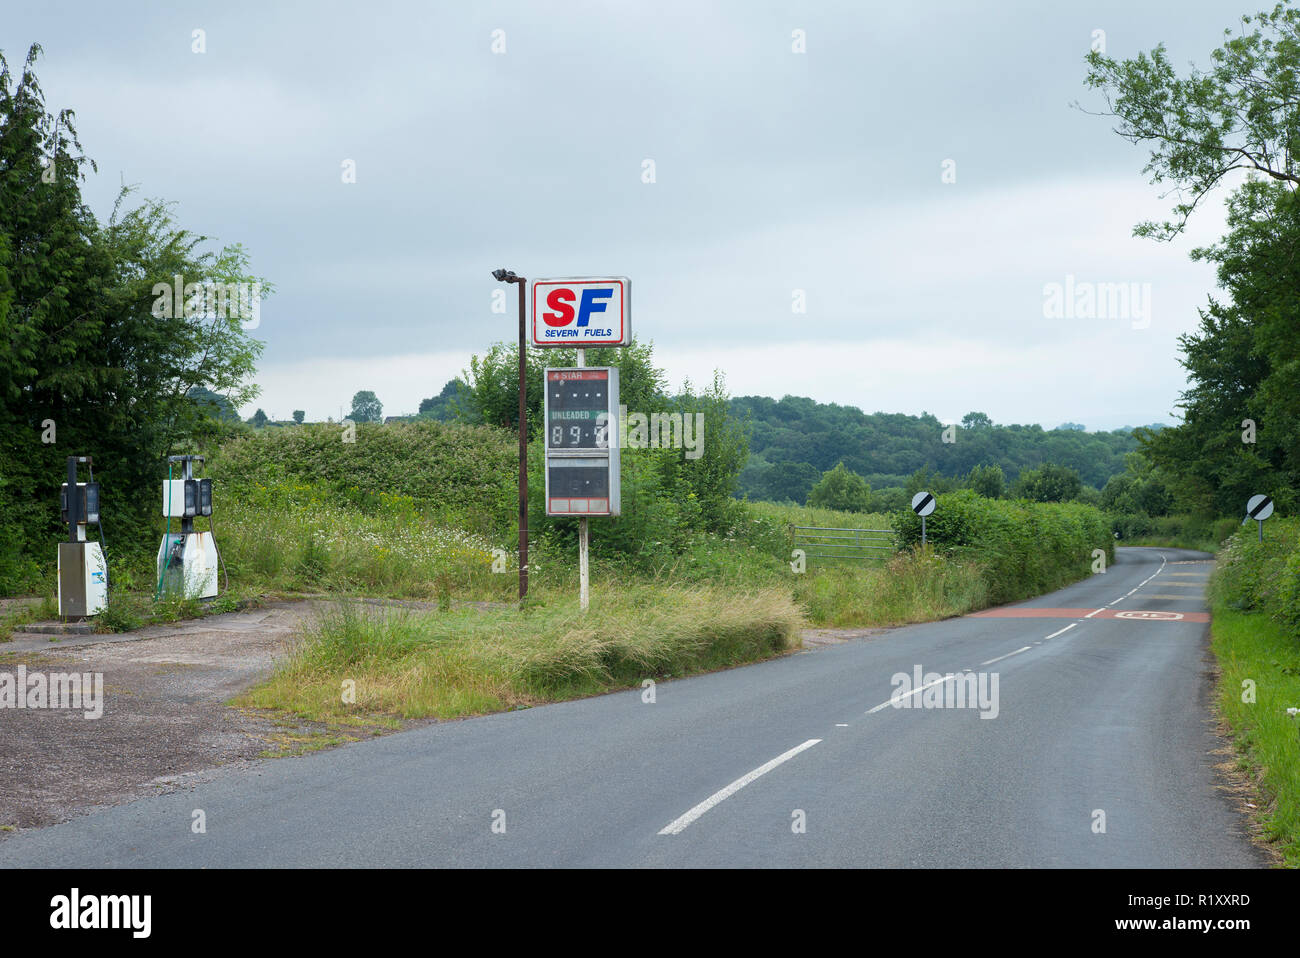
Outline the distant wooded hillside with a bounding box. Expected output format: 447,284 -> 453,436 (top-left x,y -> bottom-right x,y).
731,395 -> 1163,504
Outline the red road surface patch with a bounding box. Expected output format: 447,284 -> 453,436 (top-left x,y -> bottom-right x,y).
970,607 -> 1209,623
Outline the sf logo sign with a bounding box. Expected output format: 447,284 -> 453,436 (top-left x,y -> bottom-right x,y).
532,277 -> 631,347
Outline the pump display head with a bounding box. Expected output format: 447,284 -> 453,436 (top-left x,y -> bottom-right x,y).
57,455 -> 108,619
156,454 -> 220,600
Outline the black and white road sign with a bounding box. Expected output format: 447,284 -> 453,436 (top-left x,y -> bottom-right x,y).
911,491 -> 936,517
1246,494 -> 1274,521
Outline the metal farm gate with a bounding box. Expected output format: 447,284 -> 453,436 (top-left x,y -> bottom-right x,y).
789,524 -> 897,562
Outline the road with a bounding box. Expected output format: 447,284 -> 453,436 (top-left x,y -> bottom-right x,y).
0,547 -> 1263,868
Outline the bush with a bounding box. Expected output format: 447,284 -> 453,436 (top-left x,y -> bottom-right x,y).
208,421 -> 517,534
808,462 -> 872,512
893,489 -> 1113,605
1110,513 -> 1240,551
1211,517 -> 1300,628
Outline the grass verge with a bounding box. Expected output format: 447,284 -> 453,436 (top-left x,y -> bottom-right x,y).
1208,604 -> 1300,867
792,548 -> 988,627
236,583 -> 804,723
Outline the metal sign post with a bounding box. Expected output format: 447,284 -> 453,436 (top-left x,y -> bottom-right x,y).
911,491 -> 936,546
491,269 -> 529,605
1246,494 -> 1274,542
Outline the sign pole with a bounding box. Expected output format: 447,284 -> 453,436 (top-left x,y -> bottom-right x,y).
576,347 -> 590,611
516,276 -> 528,605
911,491 -> 936,548
1246,494 -> 1274,545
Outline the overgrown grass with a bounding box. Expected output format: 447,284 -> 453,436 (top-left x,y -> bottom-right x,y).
0,595 -> 56,641
237,584 -> 804,722
1209,520 -> 1300,867
746,500 -> 895,532
792,548 -> 988,627
213,480 -> 516,601
1207,606 -> 1300,866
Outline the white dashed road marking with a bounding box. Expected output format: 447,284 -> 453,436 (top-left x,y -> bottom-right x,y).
658,739 -> 822,835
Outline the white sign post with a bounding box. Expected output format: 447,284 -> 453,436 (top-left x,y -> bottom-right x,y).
577,347 -> 588,613
1246,494 -> 1274,542
911,491 -> 936,545
543,363 -> 621,613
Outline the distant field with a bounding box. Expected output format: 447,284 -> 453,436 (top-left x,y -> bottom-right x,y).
744,500 -> 895,532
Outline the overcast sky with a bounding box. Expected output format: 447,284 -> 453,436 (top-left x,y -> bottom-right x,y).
5,0 -> 1257,429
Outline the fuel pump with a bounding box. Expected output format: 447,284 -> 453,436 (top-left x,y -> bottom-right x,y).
57,456 -> 108,618
155,455 -> 220,600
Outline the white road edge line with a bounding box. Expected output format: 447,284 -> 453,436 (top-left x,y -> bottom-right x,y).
980,645 -> 1032,666
657,739 -> 822,836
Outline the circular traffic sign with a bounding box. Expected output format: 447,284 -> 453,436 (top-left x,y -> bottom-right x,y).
1246,494 -> 1274,521
911,491 -> 936,517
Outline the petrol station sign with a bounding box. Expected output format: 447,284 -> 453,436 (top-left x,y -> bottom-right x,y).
544,367 -> 620,516
532,277 -> 631,347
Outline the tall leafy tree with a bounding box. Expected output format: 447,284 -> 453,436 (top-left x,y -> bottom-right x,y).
462,339 -> 667,437
1013,464 -> 1083,503
348,390 -> 383,423
1085,3 -> 1300,515
0,44 -> 266,582
808,462 -> 872,513
965,463 -> 1004,499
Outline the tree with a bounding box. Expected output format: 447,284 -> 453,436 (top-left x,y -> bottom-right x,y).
1084,3 -> 1300,241
189,386 -> 239,423
1013,464 -> 1083,503
292,409 -> 305,424
966,463 -> 1004,499
249,408 -> 269,428
905,466 -> 957,498
808,462 -> 872,513
349,390 -> 382,423
671,371 -> 751,530
462,340 -> 666,437
763,460 -> 822,504
1086,3 -> 1300,514
417,378 -> 469,420
0,44 -> 265,580
961,411 -> 992,430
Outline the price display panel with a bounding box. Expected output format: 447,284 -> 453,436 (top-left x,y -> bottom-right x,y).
544,367 -> 620,516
